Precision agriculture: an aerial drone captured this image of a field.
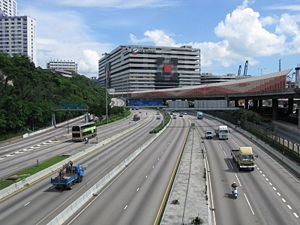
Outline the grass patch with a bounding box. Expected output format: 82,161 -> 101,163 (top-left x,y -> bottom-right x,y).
149,110 -> 171,134
96,109 -> 131,126
0,155 -> 69,190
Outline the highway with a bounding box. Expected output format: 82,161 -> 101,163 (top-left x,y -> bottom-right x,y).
1,110 -> 299,225
67,114 -> 189,225
196,116 -> 300,225
0,109 -> 161,225
0,111 -> 144,178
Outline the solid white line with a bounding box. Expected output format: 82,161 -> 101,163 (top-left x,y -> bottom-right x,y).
24,201 -> 31,206
124,205 -> 128,210
244,193 -> 255,215
222,150 -> 227,157
235,174 -> 242,186
287,205 -> 292,210
293,212 -> 299,218
282,198 -> 286,203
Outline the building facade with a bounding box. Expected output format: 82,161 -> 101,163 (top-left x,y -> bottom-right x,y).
201,73 -> 249,84
47,60 -> 78,73
0,14 -> 36,64
0,0 -> 17,16
98,45 -> 201,92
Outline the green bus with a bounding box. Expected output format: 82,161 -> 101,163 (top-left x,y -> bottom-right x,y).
72,122 -> 97,141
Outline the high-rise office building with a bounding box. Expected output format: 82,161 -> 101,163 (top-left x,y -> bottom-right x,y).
98,45 -> 201,92
0,14 -> 37,65
0,0 -> 17,16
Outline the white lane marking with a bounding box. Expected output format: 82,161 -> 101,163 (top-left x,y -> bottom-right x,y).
273,187 -> 277,191
293,213 -> 299,218
136,187 -> 140,192
269,182 -> 272,186
30,146 -> 35,149
282,198 -> 286,203
228,161 -> 233,169
265,178 -> 269,182
287,205 -> 292,210
157,157 -> 160,161
222,150 -> 227,157
257,167 -> 260,170
145,175 -> 148,179
277,192 -> 281,196
262,174 -> 265,177
124,205 -> 128,210
235,174 -> 242,186
259,171 -> 262,173
24,201 -> 31,206
244,193 -> 255,215
152,165 -> 155,169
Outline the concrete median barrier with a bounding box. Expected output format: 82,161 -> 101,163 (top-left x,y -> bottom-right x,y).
0,119 -> 150,202
47,121 -> 169,225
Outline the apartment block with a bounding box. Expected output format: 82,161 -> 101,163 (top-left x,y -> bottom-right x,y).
0,14 -> 36,65
0,0 -> 17,16
47,60 -> 78,73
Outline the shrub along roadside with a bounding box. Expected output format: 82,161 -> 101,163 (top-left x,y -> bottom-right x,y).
96,109 -> 131,126
0,155 -> 68,190
149,110 -> 171,134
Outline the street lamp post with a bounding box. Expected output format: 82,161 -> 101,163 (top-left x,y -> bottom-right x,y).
102,52 -> 110,124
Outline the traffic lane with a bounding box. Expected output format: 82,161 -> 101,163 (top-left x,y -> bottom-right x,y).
238,169 -> 299,225
0,114 -> 159,225
68,116 -> 188,225
204,137 -> 257,225
226,129 -> 300,223
228,129 -> 300,217
0,110 -> 154,177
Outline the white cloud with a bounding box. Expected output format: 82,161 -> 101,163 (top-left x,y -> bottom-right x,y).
129,1 -> 294,69
267,4 -> 300,11
21,7 -> 111,77
56,0 -> 176,8
130,30 -> 178,46
215,7 -> 285,56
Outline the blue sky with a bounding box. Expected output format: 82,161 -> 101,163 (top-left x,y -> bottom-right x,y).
18,0 -> 300,78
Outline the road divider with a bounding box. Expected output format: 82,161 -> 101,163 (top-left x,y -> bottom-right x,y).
0,118 -> 153,202
47,118 -> 170,225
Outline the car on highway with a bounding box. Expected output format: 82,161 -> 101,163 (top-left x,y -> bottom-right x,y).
179,113 -> 183,117
205,129 -> 214,139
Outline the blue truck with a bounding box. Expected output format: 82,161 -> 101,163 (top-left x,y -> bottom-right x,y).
51,162 -> 85,190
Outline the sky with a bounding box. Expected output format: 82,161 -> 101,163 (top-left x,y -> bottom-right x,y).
18,0 -> 300,78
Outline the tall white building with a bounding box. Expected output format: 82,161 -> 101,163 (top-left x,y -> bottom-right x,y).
0,14 -> 37,65
0,0 -> 17,16
98,45 -> 201,92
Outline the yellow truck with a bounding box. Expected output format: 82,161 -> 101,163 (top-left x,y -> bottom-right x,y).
231,147 -> 257,171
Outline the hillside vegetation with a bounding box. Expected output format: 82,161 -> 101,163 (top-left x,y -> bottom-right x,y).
0,53 -> 120,139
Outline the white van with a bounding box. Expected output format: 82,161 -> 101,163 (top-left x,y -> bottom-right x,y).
216,125 -> 229,140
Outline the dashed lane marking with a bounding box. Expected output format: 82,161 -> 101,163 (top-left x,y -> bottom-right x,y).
282,198 -> 286,203
293,213 -> 299,218
124,205 -> 128,210
287,205 -> 292,210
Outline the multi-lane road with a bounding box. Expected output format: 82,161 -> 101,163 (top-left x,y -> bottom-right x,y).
0,109 -> 299,225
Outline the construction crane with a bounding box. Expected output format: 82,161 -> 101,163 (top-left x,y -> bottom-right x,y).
243,60 -> 248,76
237,65 -> 242,76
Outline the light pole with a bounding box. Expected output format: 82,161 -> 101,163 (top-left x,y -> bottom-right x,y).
102,53 -> 110,124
